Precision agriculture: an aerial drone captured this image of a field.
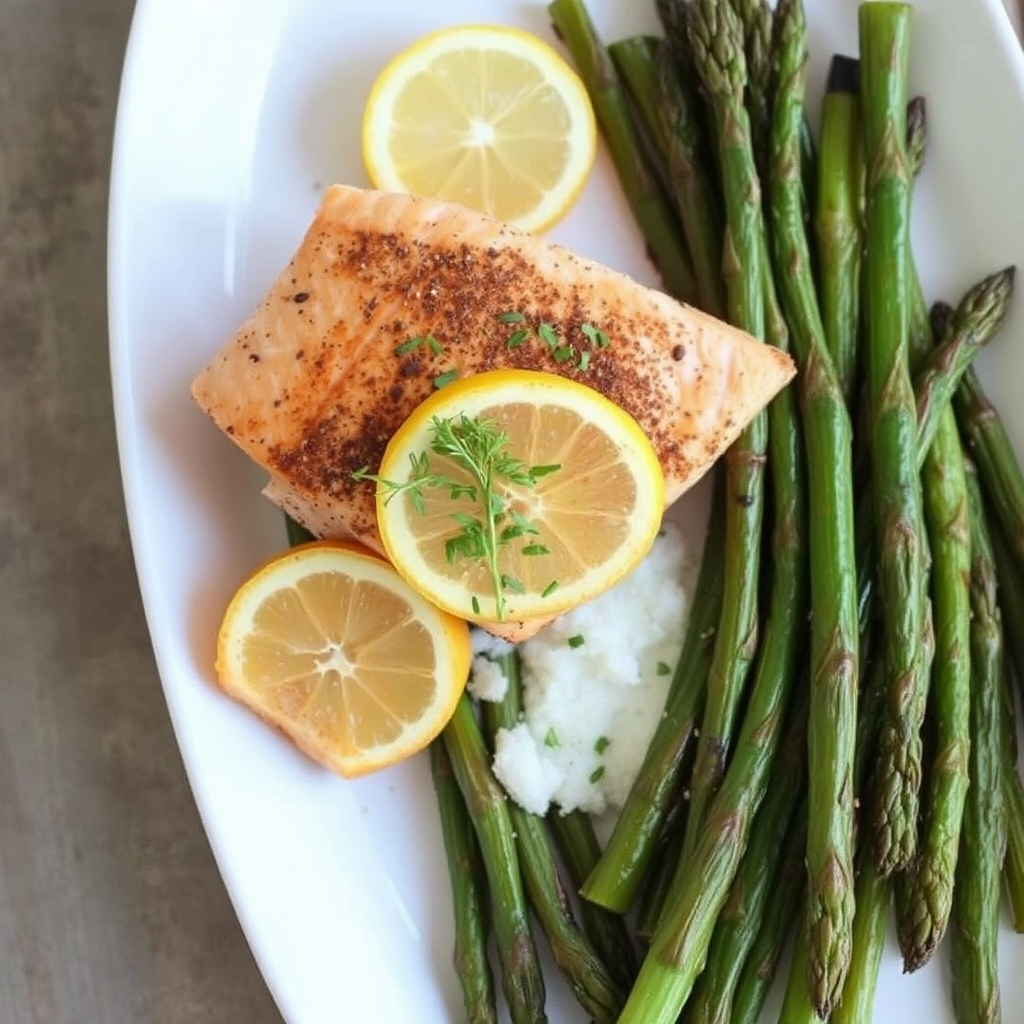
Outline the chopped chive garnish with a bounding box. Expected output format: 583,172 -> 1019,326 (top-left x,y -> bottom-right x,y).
433,369 -> 459,389
425,334 -> 443,355
394,336 -> 422,356
544,727 -> 560,748
594,736 -> 610,754
522,543 -> 550,557
656,661 -> 672,676
568,634 -> 585,649
471,595 -> 481,614
589,766 -> 606,784
497,310 -> 526,324
538,322 -> 559,349
553,345 -> 574,363
580,322 -> 611,349
578,349 -> 592,372
506,328 -> 530,349
501,574 -> 525,594
541,580 -> 560,598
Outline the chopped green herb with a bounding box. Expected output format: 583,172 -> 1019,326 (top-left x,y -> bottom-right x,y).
544,727 -> 560,748
433,369 -> 459,389
568,634 -> 585,649
537,322 -> 559,349
471,595 -> 481,615
594,736 -> 610,754
656,661 -> 672,676
530,464 -> 560,478
425,334 -> 443,356
394,336 -> 423,356
552,345 -> 575,363
505,328 -> 531,349
541,580 -> 560,599
500,574 -> 526,595
521,543 -> 550,557
589,766 -> 606,784
578,349 -> 592,372
497,310 -> 526,324
581,322 -> 611,348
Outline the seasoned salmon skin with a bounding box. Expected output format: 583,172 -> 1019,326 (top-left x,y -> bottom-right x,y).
192,185 -> 795,636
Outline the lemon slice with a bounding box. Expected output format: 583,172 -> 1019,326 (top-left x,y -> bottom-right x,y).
372,369 -> 665,625
215,541 -> 471,778
361,24 -> 596,233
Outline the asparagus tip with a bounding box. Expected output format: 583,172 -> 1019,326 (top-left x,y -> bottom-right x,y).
826,54 -> 861,94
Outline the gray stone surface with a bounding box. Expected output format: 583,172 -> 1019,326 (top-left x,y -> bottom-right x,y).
0,1 -> 282,1021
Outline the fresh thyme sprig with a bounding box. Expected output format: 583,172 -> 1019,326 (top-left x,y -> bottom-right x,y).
353,414 -> 560,620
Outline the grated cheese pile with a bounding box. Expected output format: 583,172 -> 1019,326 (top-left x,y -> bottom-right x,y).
472,522 -> 695,816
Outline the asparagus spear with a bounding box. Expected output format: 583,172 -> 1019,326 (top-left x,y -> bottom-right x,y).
687,682 -> 809,1024
955,364 -> 1024,573
546,810 -> 638,990
671,0 -> 769,877
729,0 -> 773,170
430,741 -> 498,1024
548,0 -> 698,304
894,380 -> 972,972
815,56 -> 863,410
729,800 -> 808,1024
914,268 -> 1016,466
999,667 -> 1024,933
655,43 -> 728,316
767,1 -> 859,1012
777,920 -> 823,1024
859,1 -> 928,879
582,472 -> 722,912
614,12 -> 808,1000
830,855 -> 891,1024
480,655 -> 624,1024
950,463 -> 1006,1024
442,695 -> 547,1024
609,36 -> 671,158
992,523 -> 1024,693
634,806 -> 687,941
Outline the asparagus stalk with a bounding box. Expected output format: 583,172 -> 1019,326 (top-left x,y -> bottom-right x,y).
582,473 -> 723,912
729,0 -> 773,170
609,36 -> 671,158
686,682 -> 809,1024
778,921 -> 823,1024
442,695 -> 547,1024
672,0 -> 769,877
894,391 -> 972,971
830,856 -> 891,1024
614,17 -> 808,1000
546,810 -> 638,990
999,667 -> 1024,933
955,366 -> 1024,574
480,655 -> 624,1024
768,1 -> 858,1012
859,1 -> 928,879
951,463 -> 1006,1024
992,523 -> 1024,693
729,800 -> 808,1024
548,0 -> 698,304
815,56 -> 863,410
914,268 -> 1016,466
655,43 -> 728,316
634,809 -> 686,940
430,741 -> 498,1024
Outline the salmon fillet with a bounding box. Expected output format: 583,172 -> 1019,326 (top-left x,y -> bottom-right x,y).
192,185 -> 795,639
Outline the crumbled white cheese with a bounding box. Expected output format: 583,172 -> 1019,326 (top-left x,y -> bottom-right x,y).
467,655 -> 509,702
487,522 -> 695,816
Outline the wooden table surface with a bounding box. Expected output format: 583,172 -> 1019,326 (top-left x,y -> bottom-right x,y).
0,2 -> 1019,1023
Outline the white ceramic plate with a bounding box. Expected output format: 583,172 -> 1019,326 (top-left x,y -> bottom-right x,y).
108,1 -> 1024,1021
